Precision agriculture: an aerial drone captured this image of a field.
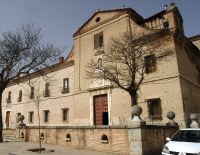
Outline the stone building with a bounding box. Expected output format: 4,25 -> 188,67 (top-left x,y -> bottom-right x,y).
2,3 -> 200,130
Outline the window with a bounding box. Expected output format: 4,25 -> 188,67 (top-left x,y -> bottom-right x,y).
16,113 -> 21,123
44,83 -> 50,97
197,66 -> 200,83
94,32 -> 104,49
144,54 -> 156,73
62,78 -> 69,93
43,110 -> 49,123
7,91 -> 11,103
62,108 -> 69,122
163,20 -> 169,29
29,111 -> 34,123
147,98 -> 162,120
30,87 -> 34,99
18,90 -> 22,102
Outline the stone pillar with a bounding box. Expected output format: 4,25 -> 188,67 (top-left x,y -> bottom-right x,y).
129,128 -> 146,155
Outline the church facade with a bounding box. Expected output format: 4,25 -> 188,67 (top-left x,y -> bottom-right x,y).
2,3 -> 200,130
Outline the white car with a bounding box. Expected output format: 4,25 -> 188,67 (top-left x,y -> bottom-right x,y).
162,128 -> 200,155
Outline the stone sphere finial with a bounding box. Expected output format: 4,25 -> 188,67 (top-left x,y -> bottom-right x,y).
190,114 -> 199,128
166,111 -> 178,127
166,111 -> 175,120
190,114 -> 198,121
130,105 -> 146,127
131,105 -> 142,117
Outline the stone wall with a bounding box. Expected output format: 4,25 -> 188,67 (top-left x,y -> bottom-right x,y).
141,126 -> 178,154
19,125 -> 178,155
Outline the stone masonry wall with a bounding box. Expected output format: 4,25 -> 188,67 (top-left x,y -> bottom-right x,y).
18,126 -> 178,155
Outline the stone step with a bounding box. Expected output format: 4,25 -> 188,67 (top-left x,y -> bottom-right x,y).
3,135 -> 20,142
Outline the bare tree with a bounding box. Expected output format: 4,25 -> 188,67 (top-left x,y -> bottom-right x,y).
30,83 -> 43,153
0,24 -> 61,142
86,30 -> 173,109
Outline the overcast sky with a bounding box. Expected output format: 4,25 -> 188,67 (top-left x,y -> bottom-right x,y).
0,0 -> 199,57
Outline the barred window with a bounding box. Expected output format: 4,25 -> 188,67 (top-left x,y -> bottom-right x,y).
147,98 -> 162,120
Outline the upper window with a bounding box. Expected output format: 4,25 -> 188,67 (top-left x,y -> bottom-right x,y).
29,111 -> 34,123
147,98 -> 162,120
7,91 -> 11,103
44,83 -> 50,97
43,110 -> 49,123
94,32 -> 104,49
16,113 -> 21,123
144,54 -> 156,74
18,90 -> 22,102
30,87 -> 34,99
62,78 -> 69,94
62,108 -> 69,122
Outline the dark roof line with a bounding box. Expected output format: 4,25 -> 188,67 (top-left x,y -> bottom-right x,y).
138,10 -> 166,24
8,60 -> 74,87
189,35 -> 200,42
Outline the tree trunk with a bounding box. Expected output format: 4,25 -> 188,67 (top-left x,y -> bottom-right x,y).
130,91 -> 138,107
37,104 -> 41,153
0,92 -> 4,142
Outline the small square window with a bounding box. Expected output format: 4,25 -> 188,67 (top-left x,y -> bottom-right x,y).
29,111 -> 34,123
62,108 -> 69,122
147,98 -> 162,120
43,110 -> 49,123
144,54 -> 156,74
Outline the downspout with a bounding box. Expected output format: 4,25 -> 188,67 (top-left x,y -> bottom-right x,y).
78,32 -> 81,91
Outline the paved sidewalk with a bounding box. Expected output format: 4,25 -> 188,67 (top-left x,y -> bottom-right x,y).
0,141 -> 120,155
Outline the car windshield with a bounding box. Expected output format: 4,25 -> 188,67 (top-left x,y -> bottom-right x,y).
171,130 -> 200,142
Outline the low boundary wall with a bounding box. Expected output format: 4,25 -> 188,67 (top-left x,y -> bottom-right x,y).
19,125 -> 178,155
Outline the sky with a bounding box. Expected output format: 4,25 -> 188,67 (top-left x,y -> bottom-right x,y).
0,0 -> 199,57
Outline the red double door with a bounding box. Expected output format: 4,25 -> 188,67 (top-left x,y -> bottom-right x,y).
94,94 -> 108,125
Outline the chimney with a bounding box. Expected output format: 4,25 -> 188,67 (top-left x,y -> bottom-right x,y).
170,2 -> 176,7
59,57 -> 64,63
164,5 -> 168,10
